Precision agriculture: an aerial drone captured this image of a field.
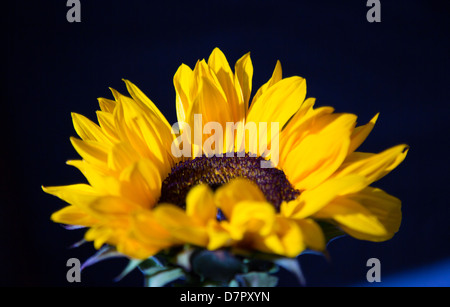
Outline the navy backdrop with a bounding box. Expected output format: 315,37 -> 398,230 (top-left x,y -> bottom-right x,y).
2,0 -> 449,286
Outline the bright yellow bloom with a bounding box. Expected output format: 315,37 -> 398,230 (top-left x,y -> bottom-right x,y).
43,48 -> 408,260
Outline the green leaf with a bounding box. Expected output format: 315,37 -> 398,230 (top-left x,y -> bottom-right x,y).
114,259 -> 142,281
274,257 -> 305,286
234,272 -> 278,287
191,249 -> 244,282
144,267 -> 185,287
138,257 -> 163,272
317,220 -> 346,244
174,246 -> 196,271
81,245 -> 122,271
228,279 -> 240,287
243,258 -> 279,274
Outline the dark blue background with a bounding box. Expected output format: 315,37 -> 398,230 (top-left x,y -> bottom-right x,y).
2,0 -> 449,286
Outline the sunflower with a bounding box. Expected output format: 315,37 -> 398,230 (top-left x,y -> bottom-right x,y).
43,48 -> 408,265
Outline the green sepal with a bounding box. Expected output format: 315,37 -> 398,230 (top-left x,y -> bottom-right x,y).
191,249 -> 244,283
114,259 -> 142,282
143,266 -> 185,287
274,257 -> 305,286
243,258 -> 279,274
231,272 -> 278,287
317,220 -> 346,244
138,256 -> 164,271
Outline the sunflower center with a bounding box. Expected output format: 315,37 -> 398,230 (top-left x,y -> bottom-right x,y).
159,154 -> 300,212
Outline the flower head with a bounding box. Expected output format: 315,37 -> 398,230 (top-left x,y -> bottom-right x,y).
43,48 -> 408,261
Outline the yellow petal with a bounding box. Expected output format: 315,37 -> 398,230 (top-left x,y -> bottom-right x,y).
280,97 -> 316,135
274,217 -> 305,257
89,195 -> 139,215
173,63 -> 194,124
259,234 -> 285,256
119,159 -> 162,208
229,201 -> 276,238
111,91 -> 172,172
153,204 -> 208,247
247,76 -> 306,131
206,220 -> 232,250
70,137 -> 110,167
199,75 -> 233,124
132,210 -> 178,247
123,79 -> 172,131
50,205 -> 98,226
96,111 -> 119,141
283,113 -> 356,190
250,60 -> 282,106
246,76 -> 307,157
85,226 -> 113,249
279,102 -> 334,160
314,188 -> 401,241
97,97 -> 116,113
334,144 -> 409,184
187,76 -> 234,156
111,89 -> 156,157
111,90 -> 159,159
327,187 -> 402,241
67,160 -> 120,195
107,142 -> 141,172
296,218 -> 326,251
208,47 -> 244,122
72,112 -> 112,144
134,115 -> 174,174
348,113 -> 379,154
193,59 -> 228,101
116,236 -> 161,260
42,183 -> 100,209
214,178 -> 266,219
290,174 -> 369,219
186,184 -> 216,225
234,51 -> 253,114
